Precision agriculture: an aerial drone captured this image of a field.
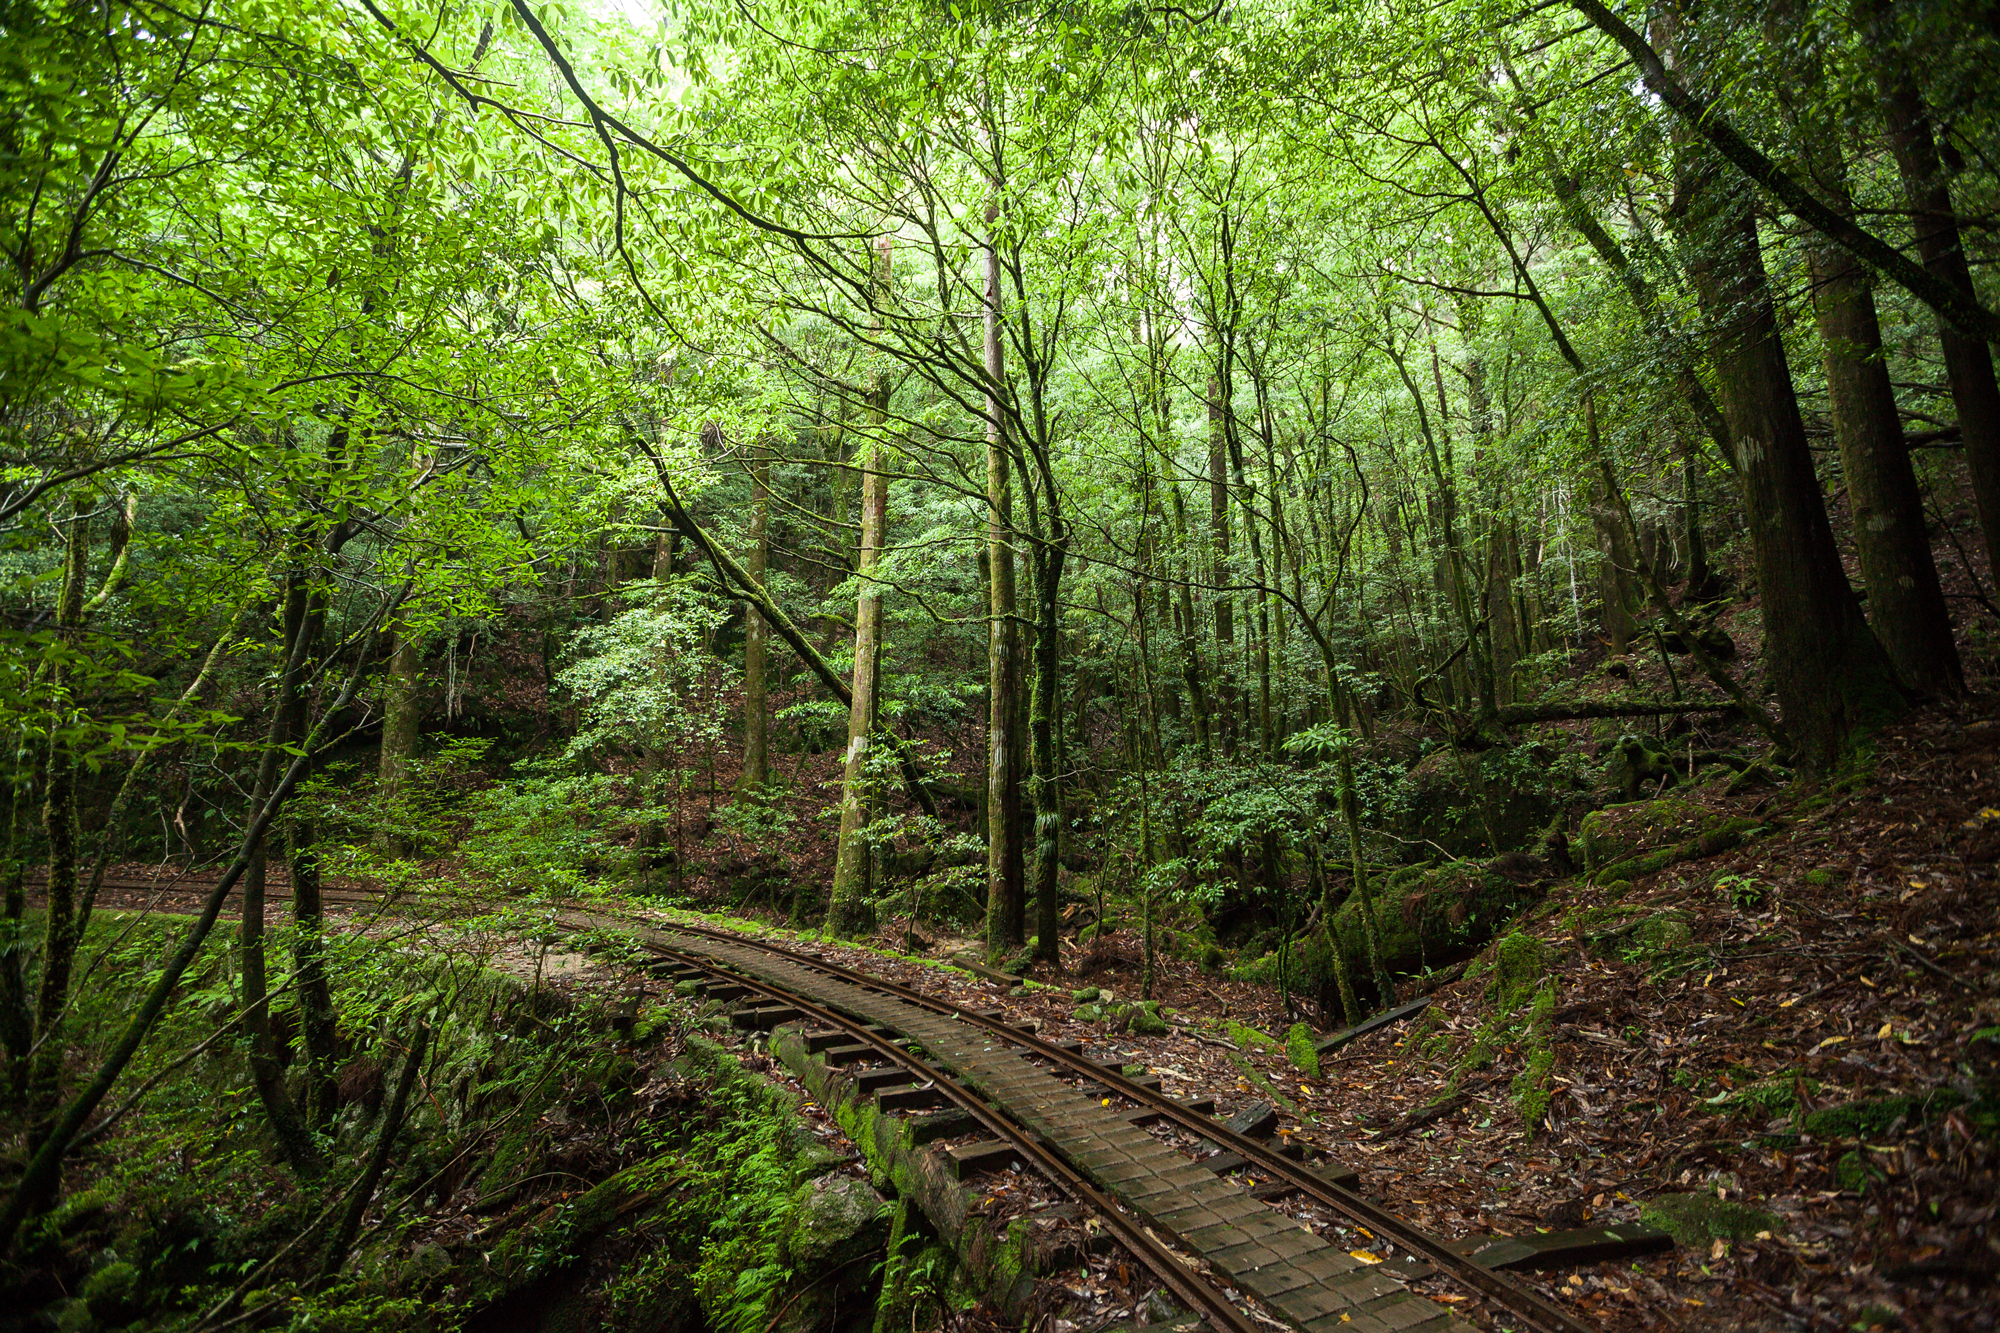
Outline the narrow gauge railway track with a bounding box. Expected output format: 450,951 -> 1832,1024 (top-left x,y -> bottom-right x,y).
635,934 -> 1269,1333
56,876 -> 1592,1333
580,917 -> 1595,1333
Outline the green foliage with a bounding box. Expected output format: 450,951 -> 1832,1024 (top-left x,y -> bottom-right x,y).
1714,873 -> 1769,909
456,765 -> 628,897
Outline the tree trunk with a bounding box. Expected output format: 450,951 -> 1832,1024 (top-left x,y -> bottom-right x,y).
828,242 -> 894,939
240,572 -> 324,1178
1029,538 -> 1066,966
2,781 -> 31,1070
29,504 -> 89,1099
1810,238 -> 1964,696
287,583 -> 340,1126
376,619 -> 422,855
1862,0 -> 2000,585
984,207 -> 1025,957
1586,403 -> 1638,655
1679,169 -> 1905,772
1208,373 -> 1237,758
740,442 -> 771,792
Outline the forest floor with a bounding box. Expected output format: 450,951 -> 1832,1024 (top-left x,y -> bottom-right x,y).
57,670 -> 2000,1332
586,684 -> 2000,1333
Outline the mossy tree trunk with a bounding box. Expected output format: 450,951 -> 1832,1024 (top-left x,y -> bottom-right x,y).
740,438 -> 772,793
29,502 -> 89,1101
828,244 -> 894,939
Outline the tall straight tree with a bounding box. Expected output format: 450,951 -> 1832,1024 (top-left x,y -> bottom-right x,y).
984,192 -> 1025,959
1675,157 -> 1906,770
739,438 -> 772,792
1858,0 -> 2000,586
827,237 -> 895,938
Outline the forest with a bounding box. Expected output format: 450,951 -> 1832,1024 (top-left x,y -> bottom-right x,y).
3,0 -> 1998,1329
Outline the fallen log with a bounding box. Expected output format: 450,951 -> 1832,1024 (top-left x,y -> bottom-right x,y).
1492,697 -> 1737,726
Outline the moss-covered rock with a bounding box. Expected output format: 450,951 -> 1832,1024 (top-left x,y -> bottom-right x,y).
1605,734 -> 1678,800
1071,987 -> 1100,1004
1489,932 -> 1548,1011
1127,1001 -> 1169,1036
1297,857 -> 1548,1007
1639,1192 -> 1782,1245
1578,797 -> 1763,882
1285,1023 -> 1321,1077
1074,1003 -> 1105,1023
78,1260 -> 139,1323
785,1174 -> 890,1268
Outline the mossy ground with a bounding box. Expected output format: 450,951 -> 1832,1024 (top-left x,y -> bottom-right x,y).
3,912 -> 850,1333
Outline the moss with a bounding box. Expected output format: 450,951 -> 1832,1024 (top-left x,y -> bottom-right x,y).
79,1261 -> 139,1322
1227,1021 -> 1278,1052
1127,1001 -> 1169,1036
1586,908 -> 1692,962
1071,987 -> 1100,1004
1710,1073 -> 1818,1120
1580,797 -> 1764,882
1638,1192 -> 1783,1245
1489,932 -> 1547,1012
1510,979 -> 1558,1126
1802,1090 -> 1963,1139
1225,1051 -> 1309,1121
1285,1023 -> 1321,1077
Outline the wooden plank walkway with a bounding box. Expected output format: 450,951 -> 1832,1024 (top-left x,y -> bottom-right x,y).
651,927 -> 1466,1333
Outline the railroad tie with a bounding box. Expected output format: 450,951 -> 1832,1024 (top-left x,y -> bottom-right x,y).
650,928 -> 1469,1333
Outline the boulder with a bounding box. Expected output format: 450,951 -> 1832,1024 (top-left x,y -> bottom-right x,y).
1579,797 -> 1762,883
784,1173 -> 890,1269
1638,1192 -> 1781,1246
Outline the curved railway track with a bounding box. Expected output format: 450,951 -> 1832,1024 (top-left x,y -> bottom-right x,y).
635,933 -> 1269,1333
584,916 -> 1594,1333
59,874 -> 1595,1333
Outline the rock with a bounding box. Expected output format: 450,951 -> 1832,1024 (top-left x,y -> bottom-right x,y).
1583,908 -> 1691,961
1072,987 -> 1101,1004
1284,1022 -> 1321,1077
79,1261 -> 137,1323
1605,734 -> 1678,801
1578,797 -> 1763,882
1008,984 -> 1032,997
1638,1192 -> 1782,1246
1489,932 -> 1548,1010
1129,1001 -> 1169,1037
785,1173 -> 890,1268
791,1143 -> 851,1181
1074,1003 -> 1105,1023
1225,1101 -> 1279,1139
51,1298 -> 94,1333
